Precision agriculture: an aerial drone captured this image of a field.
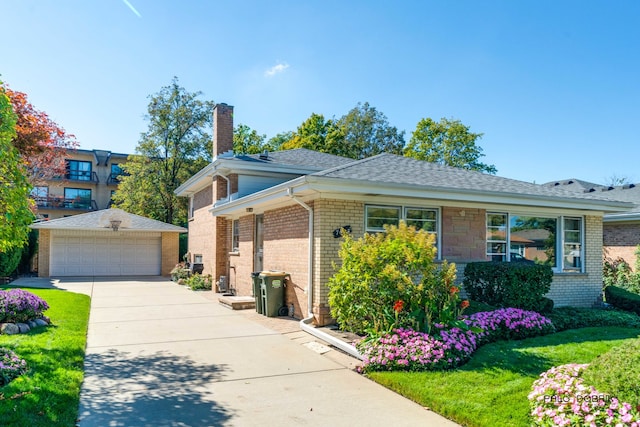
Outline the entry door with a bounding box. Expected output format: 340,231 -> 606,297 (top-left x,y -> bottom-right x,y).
254,214 -> 264,272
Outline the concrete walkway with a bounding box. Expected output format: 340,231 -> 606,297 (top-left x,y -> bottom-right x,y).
12,277 -> 459,427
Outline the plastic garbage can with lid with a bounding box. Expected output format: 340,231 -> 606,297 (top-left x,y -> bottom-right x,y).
259,271 -> 288,317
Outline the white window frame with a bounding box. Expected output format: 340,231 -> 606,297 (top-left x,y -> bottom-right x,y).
486,212 -> 584,273
365,204 -> 440,257
231,219 -> 240,252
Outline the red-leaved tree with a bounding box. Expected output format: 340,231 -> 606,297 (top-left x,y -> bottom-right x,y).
3,85 -> 78,182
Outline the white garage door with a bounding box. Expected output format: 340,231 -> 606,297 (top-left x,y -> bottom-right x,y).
50,231 -> 161,276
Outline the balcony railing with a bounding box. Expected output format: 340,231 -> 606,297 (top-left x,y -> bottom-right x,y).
33,196 -> 98,211
107,172 -> 126,185
50,171 -> 100,183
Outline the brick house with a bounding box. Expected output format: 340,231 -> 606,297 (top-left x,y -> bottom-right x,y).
546,179 -> 640,271
176,104 -> 633,326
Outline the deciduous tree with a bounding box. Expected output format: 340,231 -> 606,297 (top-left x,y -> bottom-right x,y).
404,117 -> 496,174
0,84 -> 33,253
3,85 -> 77,182
281,113 -> 342,153
112,77 -> 214,225
233,124 -> 268,155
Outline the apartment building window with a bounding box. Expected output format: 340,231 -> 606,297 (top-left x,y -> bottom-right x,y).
64,188 -> 92,209
66,160 -> 92,181
31,186 -> 48,198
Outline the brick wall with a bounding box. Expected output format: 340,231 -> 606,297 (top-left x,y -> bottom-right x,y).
228,215 -> 254,294
161,233 -> 180,275
604,223 -> 640,271
37,229 -> 50,277
314,199 -> 365,325
188,186 -> 217,277
441,207 -> 486,262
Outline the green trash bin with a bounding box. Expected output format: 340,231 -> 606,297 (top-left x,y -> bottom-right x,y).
259,271 -> 288,317
251,272 -> 263,314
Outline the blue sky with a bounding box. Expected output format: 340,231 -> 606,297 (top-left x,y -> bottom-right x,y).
3,1 -> 639,185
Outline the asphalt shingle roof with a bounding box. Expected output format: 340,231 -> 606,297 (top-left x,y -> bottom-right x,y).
31,208 -> 187,232
545,178 -> 640,213
312,153 -> 627,203
231,148 -> 354,170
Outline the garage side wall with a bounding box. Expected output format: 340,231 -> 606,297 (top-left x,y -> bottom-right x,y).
161,233 -> 181,275
37,229 -> 51,277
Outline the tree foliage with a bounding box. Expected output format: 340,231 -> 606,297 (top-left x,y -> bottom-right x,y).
0,84 -> 33,253
333,102 -> 405,159
233,124 -> 268,155
112,77 -> 214,225
280,103 -> 405,159
3,84 -> 77,182
404,117 -> 496,174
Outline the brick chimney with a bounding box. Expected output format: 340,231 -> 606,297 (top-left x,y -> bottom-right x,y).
213,103 -> 234,157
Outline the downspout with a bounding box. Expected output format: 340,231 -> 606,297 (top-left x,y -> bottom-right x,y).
215,172 -> 231,204
287,188 -> 362,360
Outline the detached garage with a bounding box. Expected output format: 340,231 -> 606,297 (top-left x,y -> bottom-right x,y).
32,208 -> 187,277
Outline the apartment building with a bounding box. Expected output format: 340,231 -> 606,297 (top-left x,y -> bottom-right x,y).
31,149 -> 130,220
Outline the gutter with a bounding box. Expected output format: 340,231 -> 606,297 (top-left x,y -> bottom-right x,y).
287,188 -> 362,360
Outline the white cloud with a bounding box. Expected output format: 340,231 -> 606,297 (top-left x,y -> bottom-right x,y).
264,63 -> 290,77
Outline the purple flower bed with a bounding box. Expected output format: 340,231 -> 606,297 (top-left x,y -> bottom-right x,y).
0,289 -> 50,323
529,364 -> 640,426
357,308 -> 555,373
0,347 -> 28,386
464,308 -> 556,344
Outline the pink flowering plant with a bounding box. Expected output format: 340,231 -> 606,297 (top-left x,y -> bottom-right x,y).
356,327 -> 479,372
0,289 -> 49,323
357,308 -> 555,373
464,308 -> 556,345
0,347 -> 28,386
529,363 -> 640,426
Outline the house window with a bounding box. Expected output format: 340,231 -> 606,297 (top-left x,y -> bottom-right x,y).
365,206 -> 401,232
365,205 -> 439,246
193,254 -> 203,264
64,188 -> 92,209
486,213 -> 507,261
563,217 -> 582,271
66,160 -> 92,181
232,220 -> 240,252
486,213 -> 581,272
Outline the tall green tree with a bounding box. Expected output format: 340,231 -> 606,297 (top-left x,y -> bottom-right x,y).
334,102 -> 405,159
267,131 -> 294,151
112,77 -> 214,225
233,124 -> 268,155
0,83 -> 33,253
404,117 -> 497,174
281,113 -> 342,153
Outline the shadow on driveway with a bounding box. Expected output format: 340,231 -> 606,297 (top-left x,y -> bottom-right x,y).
79,349 -> 233,427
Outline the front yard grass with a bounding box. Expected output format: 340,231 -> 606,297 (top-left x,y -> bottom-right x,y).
367,327 -> 640,427
0,287 -> 90,427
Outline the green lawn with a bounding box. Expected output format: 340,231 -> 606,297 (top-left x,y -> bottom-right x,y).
0,287 -> 90,427
367,327 -> 640,427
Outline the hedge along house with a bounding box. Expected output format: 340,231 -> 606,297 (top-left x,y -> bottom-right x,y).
31,208 -> 187,277
177,104 -> 633,327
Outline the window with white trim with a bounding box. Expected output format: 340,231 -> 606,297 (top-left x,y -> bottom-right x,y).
232,219 -> 240,252
365,205 -> 439,245
486,213 -> 582,272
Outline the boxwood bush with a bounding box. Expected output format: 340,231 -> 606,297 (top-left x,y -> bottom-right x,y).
581,337 -> 640,405
463,261 -> 553,312
604,285 -> 640,315
548,306 -> 640,331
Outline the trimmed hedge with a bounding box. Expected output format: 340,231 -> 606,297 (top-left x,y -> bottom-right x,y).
548,306 -> 640,331
463,261 -> 553,312
604,285 -> 640,316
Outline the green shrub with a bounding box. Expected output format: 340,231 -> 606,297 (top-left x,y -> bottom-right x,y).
462,261 -> 553,312
604,285 -> 640,315
0,245 -> 23,277
581,337 -> 640,404
170,263 -> 190,282
548,306 -> 640,331
185,273 -> 212,290
603,246 -> 640,294
328,222 -> 461,336
464,300 -> 496,315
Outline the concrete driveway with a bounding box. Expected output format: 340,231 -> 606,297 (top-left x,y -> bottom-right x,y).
13,277 -> 458,427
